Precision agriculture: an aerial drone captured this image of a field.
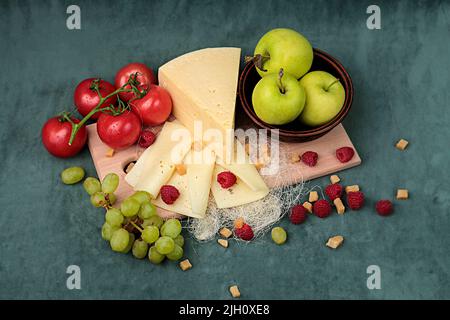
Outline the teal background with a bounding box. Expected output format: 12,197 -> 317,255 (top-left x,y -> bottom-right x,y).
1,0 -> 449,299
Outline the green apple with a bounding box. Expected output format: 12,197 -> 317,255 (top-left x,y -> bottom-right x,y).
253,28 -> 313,79
299,71 -> 345,126
252,69 -> 306,125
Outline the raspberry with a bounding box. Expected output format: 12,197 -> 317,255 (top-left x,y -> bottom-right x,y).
234,218 -> 254,241
325,184 -> 343,200
376,200 -> 393,216
138,129 -> 156,148
289,205 -> 307,224
217,171 -> 237,189
347,191 -> 365,210
336,147 -> 355,163
313,199 -> 332,218
301,151 -> 318,167
160,185 -> 180,205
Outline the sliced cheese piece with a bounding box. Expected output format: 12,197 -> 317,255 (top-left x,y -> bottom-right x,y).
158,47 -> 241,136
125,120 -> 191,198
211,164 -> 269,209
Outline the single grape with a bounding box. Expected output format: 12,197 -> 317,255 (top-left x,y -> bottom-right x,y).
142,215 -> 164,229
148,246 -> 165,264
166,244 -> 183,261
131,191 -> 152,204
161,219 -> 182,239
101,222 -> 119,241
271,227 -> 287,245
83,177 -> 101,195
174,234 -> 185,247
138,202 -> 157,220
61,166 -> 85,185
102,173 -> 119,193
142,226 -> 159,244
91,192 -> 107,207
121,233 -> 135,254
106,193 -> 117,206
155,236 -> 175,255
132,239 -> 149,259
120,197 -> 140,217
110,228 -> 130,252
105,208 -> 124,227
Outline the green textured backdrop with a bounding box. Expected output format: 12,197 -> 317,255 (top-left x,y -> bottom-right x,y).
1,0 -> 449,300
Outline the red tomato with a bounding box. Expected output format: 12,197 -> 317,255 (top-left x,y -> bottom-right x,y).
42,116 -> 87,158
97,111 -> 141,149
114,63 -> 156,102
74,78 -> 117,120
131,85 -> 172,126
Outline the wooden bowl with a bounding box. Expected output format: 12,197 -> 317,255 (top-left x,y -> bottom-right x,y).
238,48 -> 354,142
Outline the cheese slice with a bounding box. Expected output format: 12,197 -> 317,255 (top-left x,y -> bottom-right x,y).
158,47 -> 241,136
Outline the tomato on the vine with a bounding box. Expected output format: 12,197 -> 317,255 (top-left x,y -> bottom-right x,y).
74,78 -> 117,119
114,63 -> 156,102
97,110 -> 141,150
131,84 -> 172,126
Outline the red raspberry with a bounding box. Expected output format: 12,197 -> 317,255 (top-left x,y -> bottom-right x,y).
347,191 -> 365,210
138,129 -> 156,148
289,205 -> 307,224
160,185 -> 180,205
313,199 -> 332,218
217,171 -> 237,189
336,147 -> 355,163
376,200 -> 393,216
234,218 -> 254,241
301,151 -> 318,167
325,184 -> 343,200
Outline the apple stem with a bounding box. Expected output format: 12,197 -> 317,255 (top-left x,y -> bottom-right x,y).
244,54 -> 269,72
325,79 -> 340,92
278,68 -> 285,94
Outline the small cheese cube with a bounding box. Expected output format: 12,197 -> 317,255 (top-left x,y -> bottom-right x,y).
219,227 -> 233,239
218,239 -> 229,248
345,185 -> 360,193
330,175 -> 340,184
125,162 -> 135,173
290,153 -> 300,163
105,148 -> 115,157
333,198 -> 345,215
255,162 -> 265,170
175,164 -> 187,176
396,139 -> 409,150
302,201 -> 313,213
179,259 -> 192,271
396,189 -> 409,200
229,285 -> 241,298
309,191 -> 319,202
326,235 -> 344,249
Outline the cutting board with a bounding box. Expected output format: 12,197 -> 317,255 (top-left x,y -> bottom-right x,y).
87,122 -> 361,218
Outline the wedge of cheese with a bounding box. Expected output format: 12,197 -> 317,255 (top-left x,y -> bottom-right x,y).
158,47 -> 241,136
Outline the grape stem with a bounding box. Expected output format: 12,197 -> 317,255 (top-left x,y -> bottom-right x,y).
130,221 -> 143,233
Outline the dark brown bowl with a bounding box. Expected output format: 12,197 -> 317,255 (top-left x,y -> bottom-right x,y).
238,48 -> 353,142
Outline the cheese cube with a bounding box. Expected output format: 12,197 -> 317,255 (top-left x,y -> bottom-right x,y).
333,198 -> 345,215
290,153 -> 300,163
326,235 -> 344,249
125,162 -> 135,174
396,139 -> 409,150
179,259 -> 192,271
105,148 -> 115,157
302,201 -> 313,213
345,185 -> 360,193
219,227 -> 233,238
330,175 -> 340,184
309,191 -> 319,202
218,239 -> 229,248
175,164 -> 187,176
396,189 -> 409,200
229,285 -> 241,298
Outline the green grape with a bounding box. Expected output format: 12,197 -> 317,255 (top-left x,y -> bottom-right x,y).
148,246 -> 165,264
61,166 -> 85,185
83,177 -> 101,195
105,208 -> 124,227
155,236 -> 175,255
101,222 -> 119,241
121,233 -> 135,254
132,239 -> 149,259
174,234 -> 185,247
161,219 -> 182,239
102,173 -> 119,193
142,216 -> 164,229
271,227 -> 287,245
106,193 -> 117,206
166,244 -> 183,261
138,202 -> 157,219
110,228 -> 130,252
120,197 -> 140,217
131,191 -> 152,204
142,226 -> 159,244
91,192 -> 107,207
